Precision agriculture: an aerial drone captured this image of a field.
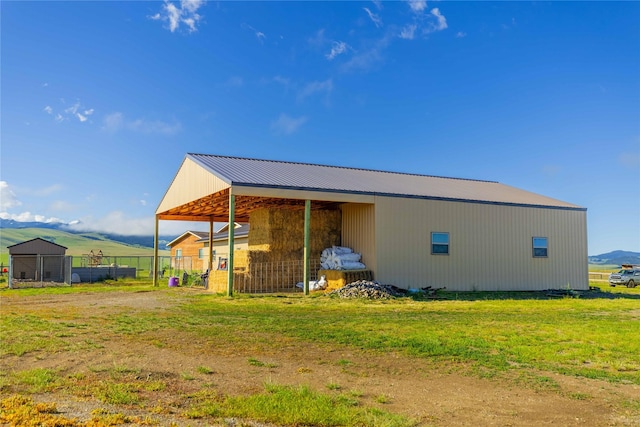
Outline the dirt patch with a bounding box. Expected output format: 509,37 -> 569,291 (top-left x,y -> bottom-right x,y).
1,289 -> 639,426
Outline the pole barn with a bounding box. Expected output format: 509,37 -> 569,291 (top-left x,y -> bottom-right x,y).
154,154 -> 588,294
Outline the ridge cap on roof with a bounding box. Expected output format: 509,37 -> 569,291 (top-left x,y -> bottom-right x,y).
7,237 -> 68,250
187,152 -> 498,184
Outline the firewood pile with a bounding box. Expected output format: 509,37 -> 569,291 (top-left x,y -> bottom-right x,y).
327,280 -> 407,299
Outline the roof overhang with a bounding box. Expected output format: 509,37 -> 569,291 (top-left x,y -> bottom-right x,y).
156,187 -> 348,222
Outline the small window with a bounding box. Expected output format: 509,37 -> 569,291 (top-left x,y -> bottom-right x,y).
532,237 -> 548,258
198,248 -> 204,259
176,249 -> 182,259
431,232 -> 449,255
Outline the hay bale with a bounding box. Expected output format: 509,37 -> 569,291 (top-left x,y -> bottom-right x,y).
208,270 -> 229,293
318,269 -> 373,291
233,250 -> 249,269
247,207 -> 341,265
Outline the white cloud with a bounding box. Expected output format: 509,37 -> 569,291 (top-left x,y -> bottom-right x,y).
66,211 -> 156,235
64,101 -> 81,115
297,79 -> 333,101
0,181 -> 22,210
270,113 -> 307,135
340,35 -> 391,72
456,31 -> 467,38
0,211 -> 65,224
45,99 -> 94,123
308,29 -> 327,48
272,75 -> 291,87
102,112 -> 181,135
408,0 -> 427,14
128,118 -> 182,135
427,8 -> 448,32
363,7 -> 382,28
242,23 -> 266,42
400,24 -> 417,40
326,41 -> 349,60
150,0 -> 205,33
400,7 -> 447,39
102,112 -> 124,132
75,109 -> 94,122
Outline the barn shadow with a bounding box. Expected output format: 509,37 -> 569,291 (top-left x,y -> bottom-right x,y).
426,287 -> 640,301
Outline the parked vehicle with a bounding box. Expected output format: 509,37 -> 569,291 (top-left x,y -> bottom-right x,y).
609,264 -> 640,288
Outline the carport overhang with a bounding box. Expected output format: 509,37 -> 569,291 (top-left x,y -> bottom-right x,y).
153,184 -> 374,295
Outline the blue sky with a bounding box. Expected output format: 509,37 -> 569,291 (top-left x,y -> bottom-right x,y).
1,1 -> 639,255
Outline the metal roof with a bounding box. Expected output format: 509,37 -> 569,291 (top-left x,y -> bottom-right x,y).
187,153 -> 584,210
7,237 -> 68,250
196,223 -> 250,242
166,231 -> 210,247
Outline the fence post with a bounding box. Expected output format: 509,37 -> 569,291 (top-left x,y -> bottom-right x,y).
227,192 -> 235,297
8,257 -> 13,289
303,199 -> 311,295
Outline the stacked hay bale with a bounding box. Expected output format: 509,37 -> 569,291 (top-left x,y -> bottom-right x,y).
235,207 -> 341,291
248,208 -> 341,263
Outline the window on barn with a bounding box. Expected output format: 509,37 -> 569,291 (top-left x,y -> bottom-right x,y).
532,237 -> 548,258
431,232 -> 449,255
176,249 -> 182,259
198,248 -> 204,259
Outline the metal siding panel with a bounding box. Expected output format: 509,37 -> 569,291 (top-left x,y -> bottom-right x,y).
341,204 -> 376,274
157,157 -> 231,214
374,197 -> 588,291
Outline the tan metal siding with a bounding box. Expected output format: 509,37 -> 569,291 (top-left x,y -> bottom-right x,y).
157,157 -> 231,214
341,204 -> 376,273
374,197 -> 588,291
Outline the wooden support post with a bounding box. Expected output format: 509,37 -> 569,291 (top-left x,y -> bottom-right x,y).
303,199 -> 311,295
153,216 -> 159,287
208,219 -> 214,273
227,192 -> 235,296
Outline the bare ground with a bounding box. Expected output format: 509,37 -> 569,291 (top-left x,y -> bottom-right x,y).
1,289 -> 639,426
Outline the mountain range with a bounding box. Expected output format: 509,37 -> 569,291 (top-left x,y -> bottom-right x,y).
0,219 -> 176,251
588,250 -> 640,267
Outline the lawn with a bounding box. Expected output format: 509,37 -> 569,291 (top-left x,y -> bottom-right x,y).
1,280 -> 639,426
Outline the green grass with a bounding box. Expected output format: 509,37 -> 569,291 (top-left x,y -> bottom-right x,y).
176,290 -> 640,384
185,383 -> 413,426
3,283 -> 638,385
12,369 -> 61,393
1,281 -> 639,425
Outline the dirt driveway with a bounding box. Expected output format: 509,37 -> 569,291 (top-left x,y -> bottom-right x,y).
1,289 -> 639,426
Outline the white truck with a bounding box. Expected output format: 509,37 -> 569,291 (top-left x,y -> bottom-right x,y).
609,264 -> 640,288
